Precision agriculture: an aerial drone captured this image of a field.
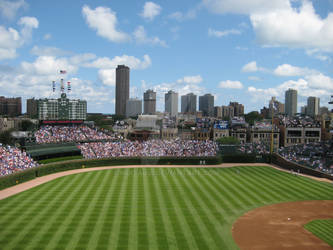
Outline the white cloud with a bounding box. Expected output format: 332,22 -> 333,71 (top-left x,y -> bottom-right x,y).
0,0 -> 26,20
177,75 -> 203,84
43,33 -> 51,40
248,75 -> 333,104
0,26 -> 20,60
20,56 -> 78,75
219,80 -> 243,89
86,54 -> 152,70
30,46 -> 71,57
202,0 -> 290,15
306,49 -> 331,62
168,7 -> 199,22
248,76 -> 261,81
305,73 -> 333,90
208,28 -> 241,37
140,2 -> 161,21
82,5 -> 130,43
0,16 -> 38,60
133,26 -> 167,47
250,1 -> 333,51
242,61 -> 265,72
98,69 -> 115,86
273,64 -> 316,76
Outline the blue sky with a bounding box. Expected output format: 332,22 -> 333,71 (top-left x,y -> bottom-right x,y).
0,0 -> 332,114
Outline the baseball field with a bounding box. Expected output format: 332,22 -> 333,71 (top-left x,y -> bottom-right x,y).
0,165 -> 332,249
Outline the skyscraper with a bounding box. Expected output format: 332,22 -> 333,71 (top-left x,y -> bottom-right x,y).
115,65 -> 130,116
165,90 -> 178,117
307,96 -> 320,117
229,102 -> 244,117
199,94 -> 214,117
285,88 -> 297,117
144,89 -> 156,114
126,98 -> 142,118
181,93 -> 197,114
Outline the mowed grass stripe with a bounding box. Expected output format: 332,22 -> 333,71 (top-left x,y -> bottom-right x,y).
156,168 -> 192,249
1,166 -> 333,250
151,168 -> 178,250
40,171 -> 102,249
305,219 -> 333,246
116,169 -> 134,250
0,175 -> 69,233
241,167 -> 296,202
222,168 -> 263,206
96,170 -> 124,249
164,168 -> 210,250
175,168 -> 228,249
83,170 -> 114,249
108,168 -> 131,249
137,170 -> 149,249
230,167 -> 286,203
3,174 -> 81,249
193,169 -> 237,216
28,172 -> 94,250
54,171 -> 104,249
142,169 -> 159,250
256,167 -> 332,200
71,170 -> 111,249
127,169 -> 139,250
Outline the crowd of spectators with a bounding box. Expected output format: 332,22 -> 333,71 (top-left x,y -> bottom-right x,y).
278,142 -> 333,174
238,142 -> 271,155
35,125 -> 115,144
78,139 -> 217,159
0,144 -> 38,176
279,115 -> 321,128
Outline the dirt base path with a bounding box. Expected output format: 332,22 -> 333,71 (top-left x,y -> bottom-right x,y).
232,200 -> 333,250
0,163 -> 331,201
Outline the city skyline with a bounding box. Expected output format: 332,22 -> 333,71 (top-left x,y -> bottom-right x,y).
0,0 -> 332,114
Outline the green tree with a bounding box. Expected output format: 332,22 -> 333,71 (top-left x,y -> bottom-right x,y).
21,120 -> 35,131
244,111 -> 263,126
216,136 -> 240,145
0,129 -> 15,145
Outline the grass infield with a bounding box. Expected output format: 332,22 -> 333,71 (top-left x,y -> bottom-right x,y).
0,166 -> 332,250
304,219 -> 333,247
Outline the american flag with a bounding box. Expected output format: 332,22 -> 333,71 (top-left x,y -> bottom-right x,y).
60,70 -> 67,74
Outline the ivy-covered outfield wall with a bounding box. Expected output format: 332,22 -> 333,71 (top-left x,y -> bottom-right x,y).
1,153 -> 332,191
0,156 -> 222,190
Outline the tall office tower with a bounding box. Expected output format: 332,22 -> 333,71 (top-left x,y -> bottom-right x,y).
214,106 -> 222,119
27,98 -> 38,118
115,65 -> 130,116
165,90 -> 178,117
222,105 -> 234,119
181,93 -> 197,114
126,98 -> 142,117
144,89 -> 156,114
0,96 -> 22,117
229,102 -> 244,117
199,94 -> 214,117
307,96 -> 320,117
285,88 -> 298,117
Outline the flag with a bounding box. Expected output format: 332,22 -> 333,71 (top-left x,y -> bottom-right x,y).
60,70 -> 67,74
67,81 -> 71,91
52,81 -> 55,92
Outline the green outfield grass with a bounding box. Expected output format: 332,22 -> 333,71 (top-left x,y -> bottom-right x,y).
304,219 -> 333,247
0,166 -> 332,250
